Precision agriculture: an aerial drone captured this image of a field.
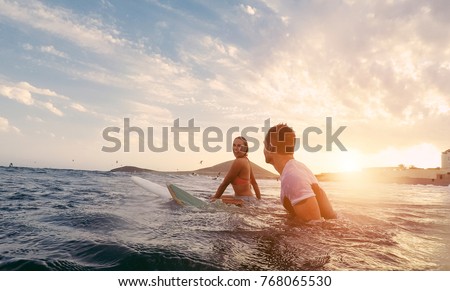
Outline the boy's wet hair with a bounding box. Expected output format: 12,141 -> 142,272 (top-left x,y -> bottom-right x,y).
264,124 -> 296,154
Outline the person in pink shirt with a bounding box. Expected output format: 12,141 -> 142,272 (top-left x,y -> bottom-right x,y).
264,124 -> 336,222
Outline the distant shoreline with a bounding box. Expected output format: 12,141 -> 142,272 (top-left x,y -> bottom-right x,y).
316,169 -> 450,187
1,164 -> 448,186
110,160 -> 280,180
110,164 -> 450,186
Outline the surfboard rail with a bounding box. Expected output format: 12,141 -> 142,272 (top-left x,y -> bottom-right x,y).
166,183 -> 208,208
132,177 -> 250,209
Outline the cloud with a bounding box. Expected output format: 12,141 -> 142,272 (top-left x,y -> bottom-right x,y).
0,116 -> 20,133
0,0 -> 127,55
23,43 -> 68,58
174,0 -> 450,156
0,0 -> 205,106
70,103 -> 88,113
40,45 -> 68,58
0,81 -> 69,102
235,1 -> 450,122
240,4 -> 256,16
5,1 -> 447,126
0,84 -> 34,105
18,82 -> 69,100
0,80 -> 68,116
202,36 -> 239,58
26,115 -> 44,123
128,101 -> 174,125
41,101 -> 63,116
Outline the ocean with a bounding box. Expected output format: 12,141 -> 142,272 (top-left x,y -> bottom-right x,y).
1,166 -> 449,271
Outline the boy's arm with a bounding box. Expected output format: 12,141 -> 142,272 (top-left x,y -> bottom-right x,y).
311,183 -> 337,219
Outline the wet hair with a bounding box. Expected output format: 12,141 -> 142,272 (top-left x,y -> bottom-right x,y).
234,136 -> 248,154
264,124 -> 296,154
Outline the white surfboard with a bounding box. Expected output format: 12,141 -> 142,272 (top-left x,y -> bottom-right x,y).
131,176 -> 171,199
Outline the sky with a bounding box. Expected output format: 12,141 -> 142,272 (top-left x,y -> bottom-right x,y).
0,0 -> 449,174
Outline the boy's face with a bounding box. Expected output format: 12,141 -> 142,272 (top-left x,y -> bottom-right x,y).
263,139 -> 274,165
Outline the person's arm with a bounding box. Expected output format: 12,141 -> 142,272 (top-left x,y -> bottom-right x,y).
212,159 -> 242,199
289,197 -> 322,222
249,167 -> 261,199
311,183 -> 337,219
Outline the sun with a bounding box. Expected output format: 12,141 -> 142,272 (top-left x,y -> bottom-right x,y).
338,152 -> 362,173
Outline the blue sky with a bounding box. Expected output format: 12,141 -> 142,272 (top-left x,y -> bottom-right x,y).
0,0 -> 449,173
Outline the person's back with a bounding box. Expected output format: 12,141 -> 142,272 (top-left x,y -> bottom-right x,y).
212,136 -> 261,202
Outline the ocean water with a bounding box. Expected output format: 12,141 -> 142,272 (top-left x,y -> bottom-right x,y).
1,166 -> 449,271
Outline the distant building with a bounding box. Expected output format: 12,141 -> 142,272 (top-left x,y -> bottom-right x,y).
442,149 -> 450,169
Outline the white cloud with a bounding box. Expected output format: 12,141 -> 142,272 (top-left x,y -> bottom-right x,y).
201,36 -> 239,58
0,0 -> 127,55
26,115 -> 44,123
0,116 -> 9,132
0,80 -> 69,116
129,101 -> 173,125
70,103 -> 88,113
0,0 -> 205,106
240,4 -> 256,16
0,80 -> 70,106
0,116 -> 20,133
41,101 -> 64,116
22,43 -> 33,50
39,45 -> 68,58
18,82 -> 69,100
0,84 -> 34,105
100,0 -> 113,10
21,43 -> 68,58
239,1 -> 450,123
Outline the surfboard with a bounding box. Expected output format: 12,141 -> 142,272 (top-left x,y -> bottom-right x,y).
132,176 -> 248,208
166,183 -> 209,208
131,176 -> 171,199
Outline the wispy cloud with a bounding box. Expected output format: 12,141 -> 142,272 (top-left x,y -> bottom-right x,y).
70,103 -> 88,113
0,84 -> 34,105
17,82 -> 69,100
23,44 -> 68,59
0,0 -> 127,54
240,4 -> 257,16
2,0 -> 448,124
129,101 -> 174,125
0,0 -> 203,106
236,1 -> 450,123
0,80 -> 67,116
26,115 -> 44,123
0,116 -> 20,133
43,45 -> 67,58
41,101 -> 63,117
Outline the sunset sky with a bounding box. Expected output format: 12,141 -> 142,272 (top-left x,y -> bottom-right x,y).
0,0 -> 449,174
